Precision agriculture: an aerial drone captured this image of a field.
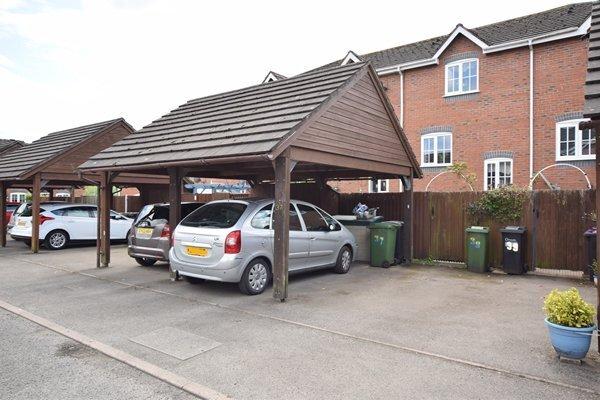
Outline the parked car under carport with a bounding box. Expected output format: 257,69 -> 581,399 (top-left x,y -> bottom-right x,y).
128,202 -> 204,266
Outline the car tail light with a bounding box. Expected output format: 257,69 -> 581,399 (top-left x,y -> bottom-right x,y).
225,230 -> 241,254
39,214 -> 54,225
161,224 -> 172,238
170,231 -> 176,247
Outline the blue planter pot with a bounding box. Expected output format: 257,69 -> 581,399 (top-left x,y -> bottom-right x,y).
545,318 -> 596,360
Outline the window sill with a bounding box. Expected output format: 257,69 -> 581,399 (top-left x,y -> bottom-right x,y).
555,156 -> 595,162
421,164 -> 452,168
444,90 -> 479,98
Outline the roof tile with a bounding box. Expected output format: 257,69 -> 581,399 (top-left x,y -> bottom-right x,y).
0,119 -> 124,180
313,3 -> 591,71
80,63 -> 368,170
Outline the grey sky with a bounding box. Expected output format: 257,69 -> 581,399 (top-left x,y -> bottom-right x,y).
0,0 -> 583,142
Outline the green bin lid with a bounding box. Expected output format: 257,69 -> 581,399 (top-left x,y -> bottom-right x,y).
334,216 -> 384,226
466,226 -> 489,233
370,221 -> 403,229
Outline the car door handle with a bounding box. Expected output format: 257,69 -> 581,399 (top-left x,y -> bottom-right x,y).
310,237 -> 316,240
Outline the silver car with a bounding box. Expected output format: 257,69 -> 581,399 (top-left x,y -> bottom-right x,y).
169,199 -> 357,295
128,202 -> 203,266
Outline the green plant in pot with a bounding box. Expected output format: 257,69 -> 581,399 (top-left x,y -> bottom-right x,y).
543,288 -> 596,360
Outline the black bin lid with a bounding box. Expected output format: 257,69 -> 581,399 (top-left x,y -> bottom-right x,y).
500,226 -> 526,234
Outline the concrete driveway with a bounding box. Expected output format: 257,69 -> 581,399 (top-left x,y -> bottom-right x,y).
0,239 -> 599,399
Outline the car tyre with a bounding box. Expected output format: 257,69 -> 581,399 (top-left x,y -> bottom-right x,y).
239,258 -> 271,295
333,246 -> 352,274
44,230 -> 69,250
135,257 -> 157,267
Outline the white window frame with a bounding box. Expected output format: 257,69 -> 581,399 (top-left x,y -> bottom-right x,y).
483,158 -> 513,191
555,119 -> 594,161
444,58 -> 479,97
421,132 -> 452,167
369,179 -> 389,193
9,192 -> 26,203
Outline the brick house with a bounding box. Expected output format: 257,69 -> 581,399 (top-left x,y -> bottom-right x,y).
306,3 -> 594,192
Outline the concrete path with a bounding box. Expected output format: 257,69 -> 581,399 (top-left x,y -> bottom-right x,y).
0,239 -> 599,399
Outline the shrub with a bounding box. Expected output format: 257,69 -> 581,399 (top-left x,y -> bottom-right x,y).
543,288 -> 595,328
467,186 -> 527,223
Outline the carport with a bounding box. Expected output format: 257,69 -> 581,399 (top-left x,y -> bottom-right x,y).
78,62 -> 422,301
0,119 -> 169,261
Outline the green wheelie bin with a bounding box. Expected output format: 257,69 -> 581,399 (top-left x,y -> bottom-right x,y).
465,226 -> 490,273
370,221 -> 401,268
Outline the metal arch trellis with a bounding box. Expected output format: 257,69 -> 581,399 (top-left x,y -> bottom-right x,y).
528,163 -> 592,190
425,170 -> 475,192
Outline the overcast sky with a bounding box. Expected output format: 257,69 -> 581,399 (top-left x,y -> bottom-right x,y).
0,0 -> 583,142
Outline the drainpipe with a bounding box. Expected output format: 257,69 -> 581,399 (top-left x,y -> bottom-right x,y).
529,39 -> 534,180
398,67 -> 404,127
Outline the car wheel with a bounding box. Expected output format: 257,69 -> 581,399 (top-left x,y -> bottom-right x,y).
23,239 -> 31,247
44,230 -> 69,250
333,246 -> 352,274
135,257 -> 157,267
239,258 -> 271,295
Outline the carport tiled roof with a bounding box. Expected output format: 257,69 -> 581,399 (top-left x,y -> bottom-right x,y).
0,119 -> 128,181
0,139 -> 24,155
315,2 -> 592,70
80,63 -> 404,171
584,2 -> 600,119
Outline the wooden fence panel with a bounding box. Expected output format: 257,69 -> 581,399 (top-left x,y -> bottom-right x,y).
338,190 -> 595,271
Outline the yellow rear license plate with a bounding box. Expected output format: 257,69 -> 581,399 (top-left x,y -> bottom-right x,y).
136,227 -> 153,236
17,221 -> 26,227
186,246 -> 208,257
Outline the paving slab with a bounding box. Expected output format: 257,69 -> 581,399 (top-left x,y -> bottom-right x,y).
130,327 -> 222,360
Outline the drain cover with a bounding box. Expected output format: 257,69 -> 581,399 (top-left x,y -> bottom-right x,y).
130,327 -> 221,360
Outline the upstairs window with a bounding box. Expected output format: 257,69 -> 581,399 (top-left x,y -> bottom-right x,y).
421,132 -> 452,166
555,119 -> 594,161
484,158 -> 512,191
445,59 -> 478,96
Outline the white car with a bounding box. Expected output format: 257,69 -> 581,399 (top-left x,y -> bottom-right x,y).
10,203 -> 133,250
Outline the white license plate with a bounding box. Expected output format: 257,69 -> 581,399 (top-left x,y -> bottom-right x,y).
136,227 -> 154,237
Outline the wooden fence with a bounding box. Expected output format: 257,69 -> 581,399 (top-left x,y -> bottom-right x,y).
339,190 -> 596,271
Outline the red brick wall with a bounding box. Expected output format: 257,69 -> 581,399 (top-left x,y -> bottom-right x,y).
532,37 -> 592,190
334,34 -> 591,193
328,178 -> 403,193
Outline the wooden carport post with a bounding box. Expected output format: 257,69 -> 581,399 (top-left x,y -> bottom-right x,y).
31,173 -> 41,253
168,168 -> 182,229
99,171 -> 112,267
168,167 -> 182,280
272,152 -> 293,302
0,181 -> 6,247
404,174 -> 414,263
